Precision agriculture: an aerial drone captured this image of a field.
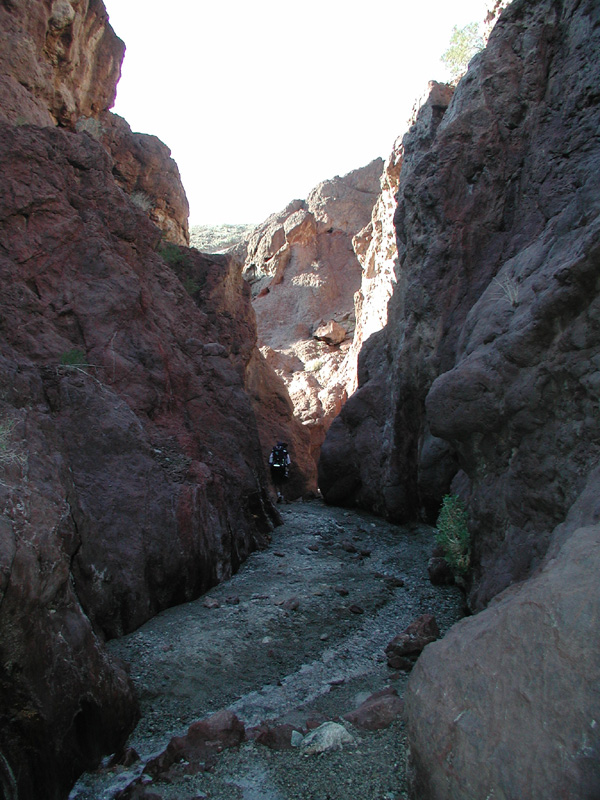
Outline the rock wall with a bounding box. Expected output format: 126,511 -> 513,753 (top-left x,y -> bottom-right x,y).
0,2 -> 285,792
0,0 -> 123,127
318,0 -> 600,796
237,159 -> 383,483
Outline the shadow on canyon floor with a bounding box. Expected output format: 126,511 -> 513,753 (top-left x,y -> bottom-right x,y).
71,500 -> 464,800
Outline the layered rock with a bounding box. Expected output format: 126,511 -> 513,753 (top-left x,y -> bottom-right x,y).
0,0 -> 124,127
0,118 -> 277,798
318,0 -> 600,796
237,159 -> 383,479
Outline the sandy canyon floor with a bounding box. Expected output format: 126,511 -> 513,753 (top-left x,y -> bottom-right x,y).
71,499 -> 464,800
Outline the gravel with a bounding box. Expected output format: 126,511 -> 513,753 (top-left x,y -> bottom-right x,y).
70,499 -> 465,800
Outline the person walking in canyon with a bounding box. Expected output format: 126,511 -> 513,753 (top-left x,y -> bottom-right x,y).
269,441 -> 290,502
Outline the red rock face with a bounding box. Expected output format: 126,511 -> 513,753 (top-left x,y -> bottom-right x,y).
237,160 -> 383,486
0,122 -> 277,798
99,111 -> 190,246
0,0 -> 124,126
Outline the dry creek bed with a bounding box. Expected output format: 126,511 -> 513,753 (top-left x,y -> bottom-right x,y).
71,499 -> 465,800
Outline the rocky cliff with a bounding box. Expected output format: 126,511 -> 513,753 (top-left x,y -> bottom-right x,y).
319,0 -> 600,796
236,159 -> 383,484
0,3 -> 282,798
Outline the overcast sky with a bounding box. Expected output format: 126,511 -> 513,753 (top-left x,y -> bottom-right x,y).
102,0 -> 489,226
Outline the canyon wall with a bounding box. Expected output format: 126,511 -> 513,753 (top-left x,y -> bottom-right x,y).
236,160 -> 383,483
0,2 -> 281,797
319,0 -> 600,796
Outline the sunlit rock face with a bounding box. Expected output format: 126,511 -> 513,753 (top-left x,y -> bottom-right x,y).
99,111 -> 190,245
0,0 -> 124,126
319,0 -> 600,796
236,159 -> 383,473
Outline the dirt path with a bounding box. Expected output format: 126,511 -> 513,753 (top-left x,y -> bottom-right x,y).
71,500 -> 464,800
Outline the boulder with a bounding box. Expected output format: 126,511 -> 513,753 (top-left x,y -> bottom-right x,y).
299,722 -> 355,755
343,687 -> 404,731
405,516 -> 600,799
385,614 -> 440,670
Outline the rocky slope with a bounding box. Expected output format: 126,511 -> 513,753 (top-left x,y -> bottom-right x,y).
319,0 -> 600,796
0,3 -> 292,798
236,160 -> 383,479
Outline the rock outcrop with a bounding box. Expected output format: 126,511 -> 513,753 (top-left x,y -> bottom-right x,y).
0,0 -> 124,127
318,0 -> 600,796
98,111 -> 190,245
237,160 -> 383,480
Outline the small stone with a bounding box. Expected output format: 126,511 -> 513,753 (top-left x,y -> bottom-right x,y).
320,633 -> 329,641
299,722 -> 355,755
334,586 -> 349,596
282,597 -> 300,611
225,595 -> 240,605
203,597 -> 220,609
349,604 -> 364,614
341,540 -> 357,553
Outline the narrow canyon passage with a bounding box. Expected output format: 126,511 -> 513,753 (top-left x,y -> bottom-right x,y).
72,501 -> 464,800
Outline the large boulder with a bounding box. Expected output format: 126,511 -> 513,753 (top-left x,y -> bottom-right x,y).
405,470 -> 600,799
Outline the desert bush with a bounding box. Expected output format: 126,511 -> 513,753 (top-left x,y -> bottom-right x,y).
158,241 -> 188,268
493,275 -> 519,307
131,191 -> 153,212
435,494 -> 471,576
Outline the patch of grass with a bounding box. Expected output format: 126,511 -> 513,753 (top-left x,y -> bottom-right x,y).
435,494 -> 471,577
60,348 -> 88,368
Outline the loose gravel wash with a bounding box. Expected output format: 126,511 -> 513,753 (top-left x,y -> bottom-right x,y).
71,499 -> 465,800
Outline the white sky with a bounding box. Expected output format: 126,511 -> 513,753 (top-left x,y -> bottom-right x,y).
102,0 -> 488,226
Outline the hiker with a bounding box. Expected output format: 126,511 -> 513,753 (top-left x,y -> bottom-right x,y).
269,441 -> 290,502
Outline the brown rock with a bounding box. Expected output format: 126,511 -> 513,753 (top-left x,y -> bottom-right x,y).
385,614 -> 440,670
99,112 -> 190,245
145,710 -> 245,779
343,687 -> 404,730
405,519 -> 600,800
250,722 -> 301,750
0,0 -> 124,127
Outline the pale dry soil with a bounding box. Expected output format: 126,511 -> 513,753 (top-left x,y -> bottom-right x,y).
71,500 -> 464,800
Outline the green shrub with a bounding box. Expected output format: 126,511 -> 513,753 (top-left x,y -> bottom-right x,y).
158,241 -> 188,267
441,22 -> 484,84
60,348 -> 88,368
435,494 -> 471,576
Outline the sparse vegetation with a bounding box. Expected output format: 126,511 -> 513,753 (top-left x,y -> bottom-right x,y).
493,275 -> 519,307
131,191 -> 153,212
441,22 -> 485,84
190,224 -> 255,254
435,494 -> 471,577
60,348 -> 88,368
0,419 -> 24,468
158,241 -> 188,268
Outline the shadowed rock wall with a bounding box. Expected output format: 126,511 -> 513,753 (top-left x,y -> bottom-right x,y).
319,0 -> 600,796
0,88 -> 276,800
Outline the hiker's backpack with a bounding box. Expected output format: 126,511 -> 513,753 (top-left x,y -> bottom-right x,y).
271,444 -> 287,468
